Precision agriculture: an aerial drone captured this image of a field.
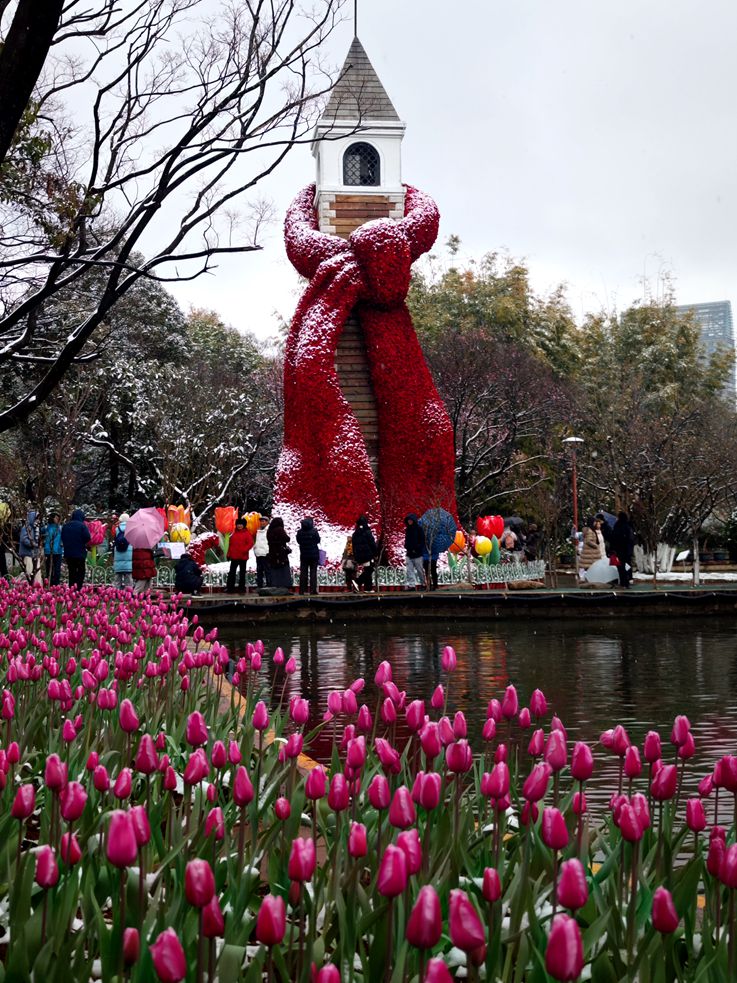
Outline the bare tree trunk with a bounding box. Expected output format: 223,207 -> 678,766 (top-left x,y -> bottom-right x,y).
0,0 -> 65,165
692,534 -> 701,588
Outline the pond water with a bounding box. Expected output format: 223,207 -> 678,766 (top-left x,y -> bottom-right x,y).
221,617 -> 737,817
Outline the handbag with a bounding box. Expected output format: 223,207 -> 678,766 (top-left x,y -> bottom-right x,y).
609,553 -> 620,567
318,549 -> 327,567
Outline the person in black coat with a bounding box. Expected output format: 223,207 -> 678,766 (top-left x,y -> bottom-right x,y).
61,508 -> 91,589
610,511 -> 635,588
266,517 -> 293,589
352,515 -> 377,591
404,513 -> 426,589
174,553 -> 203,595
296,516 -> 321,595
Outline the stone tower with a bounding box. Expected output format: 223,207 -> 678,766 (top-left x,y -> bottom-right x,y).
311,37 -> 407,473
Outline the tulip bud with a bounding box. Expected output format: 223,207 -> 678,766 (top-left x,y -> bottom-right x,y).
44,753 -> 65,792
420,722 -> 442,760
545,914 -> 584,982
501,685 -> 518,720
368,774 -> 391,811
233,767 -> 254,808
651,764 -> 678,801
93,764 -> 110,793
652,886 -> 679,934
255,894 -> 286,946
185,858 -> 216,907
134,733 -> 159,774
305,766 -> 327,801
528,728 -> 544,757
35,845 -> 59,889
205,807 -> 225,841
482,867 -> 502,903
670,715 -> 691,748
377,845 -> 408,897
449,889 -> 485,951
405,700 -> 425,733
150,928 -> 187,982
252,701 -> 269,731
530,688 -> 548,718
113,767 -> 132,800
60,781 -> 87,823
328,773 -> 350,812
541,807 -> 569,851
119,699 -> 139,734
107,810 -> 138,867
348,822 -> 367,858
11,784 -> 35,820
430,684 -> 444,709
624,746 -> 642,779
202,894 -> 225,938
389,786 -> 416,829
275,797 -> 291,821
643,730 -> 662,763
288,837 -> 316,882
397,828 -> 422,876
518,706 -> 531,729
441,645 -> 457,672
123,927 -> 140,967
557,858 -> 588,911
210,740 -> 227,769
686,797 -> 706,833
424,959 -> 453,982
446,739 -> 473,774
523,762 -> 552,802
545,730 -> 567,772
406,884 -> 442,949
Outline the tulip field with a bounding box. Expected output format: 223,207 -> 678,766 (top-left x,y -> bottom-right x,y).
0,583 -> 736,981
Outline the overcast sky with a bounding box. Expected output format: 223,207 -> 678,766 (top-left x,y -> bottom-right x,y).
170,0 -> 737,341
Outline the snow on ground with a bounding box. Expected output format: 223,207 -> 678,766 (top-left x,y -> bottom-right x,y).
633,571 -> 737,582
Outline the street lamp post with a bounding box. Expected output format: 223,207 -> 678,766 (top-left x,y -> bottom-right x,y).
563,437 -> 585,583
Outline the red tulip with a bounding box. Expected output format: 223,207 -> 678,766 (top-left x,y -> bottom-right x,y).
60,781 -> 87,822
397,828 -> 422,875
119,699 -> 139,734
107,810 -> 138,867
541,807 -> 569,851
35,845 -> 59,888
123,927 -> 140,966
377,845 -> 408,898
651,764 -> 678,801
449,889 -> 485,951
557,859 -> 589,910
202,895 -> 225,938
134,733 -> 159,774
643,731 -> 662,763
389,786 -> 416,829
685,797 -> 706,833
530,688 -> 548,718
11,784 -> 35,820
60,831 -> 82,865
233,766 -> 254,807
406,884 -> 442,949
523,762 -> 552,802
288,837 -> 316,882
545,914 -> 584,981
424,958 -> 453,982
185,858 -> 215,907
368,774 -> 391,810
328,773 -> 350,812
652,886 -> 679,934
348,822 -> 367,858
205,806 -> 225,840
482,867 -> 502,903
545,730 -> 567,772
255,894 -> 286,946
501,685 -> 518,720
150,927 -> 187,982
446,739 -> 472,773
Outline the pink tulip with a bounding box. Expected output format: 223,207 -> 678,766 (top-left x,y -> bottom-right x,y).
290,698 -> 309,726
346,736 -> 366,770
570,742 -> 593,782
113,768 -> 133,800
11,784 -> 35,820
62,719 -> 76,743
618,803 -> 644,843
60,781 -> 87,822
397,828 -> 422,875
557,858 -> 589,910
652,886 -> 679,934
134,734 -> 159,774
441,645 -> 457,672
377,845 -> 408,897
651,764 -> 678,801
150,928 -> 187,982
205,807 -> 225,840
518,707 -> 531,729
233,767 -> 254,807
202,895 -> 225,938
686,798 -> 706,833
44,753 -> 65,792
228,740 -> 242,765
611,724 -> 630,757
405,699 -> 425,732
60,831 -> 82,866
315,967 -> 340,983
406,885 -> 442,949
420,722 -> 442,760
348,822 -> 368,858
119,699 -> 139,733
381,697 -> 396,724
624,746 -> 642,779
255,894 -> 286,946
530,688 -> 548,718
449,889 -> 485,951
501,685 -> 518,720
288,837 -> 316,882
375,737 -> 401,774
446,739 -> 473,774
545,914 -> 584,981
130,805 -> 151,846
698,774 -> 714,798
678,732 -> 695,760
424,959 -> 453,982
357,705 -> 372,732
541,807 -> 569,851
643,731 -> 662,763
545,730 -> 567,772
528,728 -> 544,757
452,710 -> 467,738
93,764 -> 110,793
482,867 -> 502,903
185,858 -> 215,907
389,786 -> 416,829
107,810 -> 138,867
572,791 -> 587,816
328,773 -> 350,812
430,684 -> 444,709
482,718 -> 497,742
523,762 -> 552,802
484,762 -> 510,800
708,835 -> 726,878
123,927 -> 140,966
35,845 -> 59,889
252,701 -> 269,731
670,715 -> 691,748
275,797 -> 291,821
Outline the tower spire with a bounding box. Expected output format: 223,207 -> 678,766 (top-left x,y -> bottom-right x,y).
354,0 -> 358,38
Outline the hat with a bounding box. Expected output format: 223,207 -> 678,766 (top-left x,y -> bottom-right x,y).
119,512 -> 130,523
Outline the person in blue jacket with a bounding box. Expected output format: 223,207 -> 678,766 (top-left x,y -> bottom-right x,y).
19,509 -> 42,584
61,509 -> 91,589
44,512 -> 63,586
112,512 -> 133,588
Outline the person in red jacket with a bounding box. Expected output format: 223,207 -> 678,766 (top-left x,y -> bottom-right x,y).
226,517 -> 255,593
132,547 -> 157,593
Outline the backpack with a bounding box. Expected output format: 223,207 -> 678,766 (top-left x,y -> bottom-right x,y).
114,529 -> 129,553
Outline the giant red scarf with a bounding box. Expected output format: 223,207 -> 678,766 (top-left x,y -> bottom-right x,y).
274,184 -> 457,560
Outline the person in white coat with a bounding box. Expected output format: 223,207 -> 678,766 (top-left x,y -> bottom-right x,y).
253,515 -> 270,589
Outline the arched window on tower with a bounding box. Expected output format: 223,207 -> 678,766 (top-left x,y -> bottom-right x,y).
343,142 -> 380,187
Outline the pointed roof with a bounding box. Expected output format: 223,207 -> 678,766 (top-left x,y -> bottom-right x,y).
321,38 -> 401,123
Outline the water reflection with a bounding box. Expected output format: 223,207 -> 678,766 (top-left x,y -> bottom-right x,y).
223,618 -> 737,816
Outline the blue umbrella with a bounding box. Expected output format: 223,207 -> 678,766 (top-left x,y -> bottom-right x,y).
419,508 -> 457,555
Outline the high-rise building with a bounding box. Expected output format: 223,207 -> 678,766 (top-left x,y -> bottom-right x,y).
676,300 -> 736,398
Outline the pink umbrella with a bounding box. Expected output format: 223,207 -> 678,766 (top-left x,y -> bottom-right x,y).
123,509 -> 166,550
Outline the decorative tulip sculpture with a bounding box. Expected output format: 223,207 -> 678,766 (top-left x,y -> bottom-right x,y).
214,506 -> 238,556
85,520 -> 107,565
